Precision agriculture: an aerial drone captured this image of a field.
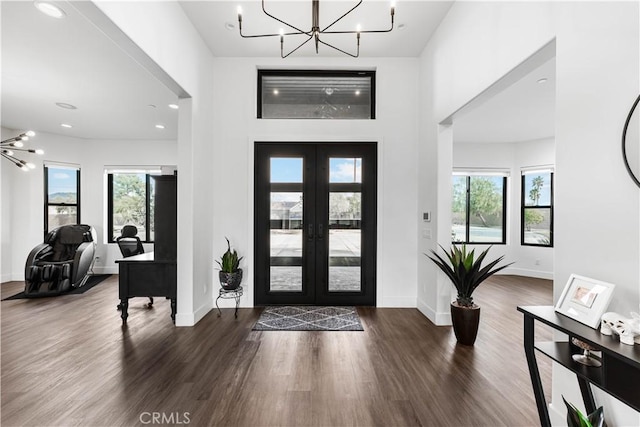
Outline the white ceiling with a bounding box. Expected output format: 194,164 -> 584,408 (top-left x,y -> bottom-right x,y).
180,1 -> 454,58
1,0 -> 555,145
453,57 -> 556,144
1,1 -> 179,140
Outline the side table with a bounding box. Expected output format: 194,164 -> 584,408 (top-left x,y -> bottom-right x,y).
216,286 -> 243,318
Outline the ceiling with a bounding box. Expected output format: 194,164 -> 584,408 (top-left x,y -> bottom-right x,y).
180,1 -> 454,58
453,57 -> 556,144
1,1 -> 179,140
1,0 -> 554,145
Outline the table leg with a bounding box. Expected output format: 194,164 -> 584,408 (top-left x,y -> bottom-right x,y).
523,315 -> 551,427
578,376 -> 596,415
120,299 -> 128,324
216,294 -> 222,317
234,294 -> 240,318
170,298 -> 176,324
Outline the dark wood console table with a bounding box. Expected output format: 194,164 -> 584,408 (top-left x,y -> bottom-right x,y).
116,252 -> 176,324
518,305 -> 640,427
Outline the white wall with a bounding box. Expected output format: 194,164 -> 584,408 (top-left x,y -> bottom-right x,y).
453,138 -> 555,280
419,1 -> 639,425
1,128 -> 14,283
0,127 -> 176,281
212,56 -> 420,308
94,1 -> 216,326
552,2 -> 640,425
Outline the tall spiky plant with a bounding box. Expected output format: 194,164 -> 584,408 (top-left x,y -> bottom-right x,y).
427,244 -> 513,307
562,396 -> 607,427
216,237 -> 243,273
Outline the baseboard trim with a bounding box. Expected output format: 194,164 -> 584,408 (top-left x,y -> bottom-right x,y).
548,402 -> 564,425
176,300 -> 213,327
501,268 -> 553,280
417,297 -> 452,326
92,266 -> 118,275
174,313 -> 193,327
380,295 -> 417,307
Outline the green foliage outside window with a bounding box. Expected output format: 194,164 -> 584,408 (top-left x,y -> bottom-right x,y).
522,172 -> 553,246
110,173 -> 156,241
452,175 -> 505,244
113,174 -> 146,228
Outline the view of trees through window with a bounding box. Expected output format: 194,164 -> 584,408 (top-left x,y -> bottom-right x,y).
522,171 -> 553,246
452,174 -> 506,243
45,165 -> 80,233
108,173 -> 155,242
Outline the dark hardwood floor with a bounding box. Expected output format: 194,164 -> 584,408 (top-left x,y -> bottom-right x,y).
1,275 -> 552,426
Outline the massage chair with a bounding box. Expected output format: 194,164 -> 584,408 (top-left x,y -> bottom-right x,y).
24,224 -> 96,297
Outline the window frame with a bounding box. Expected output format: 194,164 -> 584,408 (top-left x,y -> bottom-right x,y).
452,173 -> 508,245
44,164 -> 81,236
257,69 -> 376,119
521,170 -> 554,247
107,172 -> 154,243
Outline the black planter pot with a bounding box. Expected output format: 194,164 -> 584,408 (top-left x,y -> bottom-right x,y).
219,269 -> 243,290
450,302 -> 480,346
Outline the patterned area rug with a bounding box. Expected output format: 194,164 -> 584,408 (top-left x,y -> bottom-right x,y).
253,306 -> 364,331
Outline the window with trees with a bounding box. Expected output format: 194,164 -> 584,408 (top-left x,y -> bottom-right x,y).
107,170 -> 158,243
521,169 -> 553,247
44,164 -> 80,234
452,172 -> 507,244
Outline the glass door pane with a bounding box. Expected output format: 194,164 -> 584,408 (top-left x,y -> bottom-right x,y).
328,192 -> 361,292
270,192 -> 303,292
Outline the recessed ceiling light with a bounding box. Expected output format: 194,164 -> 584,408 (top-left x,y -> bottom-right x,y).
60,123 -> 72,128
355,90 -> 361,96
55,102 -> 77,110
168,104 -> 179,110
225,22 -> 236,31
273,89 -> 279,95
155,124 -> 165,129
34,1 -> 66,19
537,77 -> 548,84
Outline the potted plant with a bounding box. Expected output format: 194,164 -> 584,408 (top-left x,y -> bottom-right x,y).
563,396 -> 607,427
427,244 -> 512,345
216,237 -> 243,290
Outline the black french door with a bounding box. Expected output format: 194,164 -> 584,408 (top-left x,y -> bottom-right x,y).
254,142 -> 377,306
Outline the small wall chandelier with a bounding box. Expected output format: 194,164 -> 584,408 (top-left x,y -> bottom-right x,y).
238,0 -> 395,58
1,131 -> 44,171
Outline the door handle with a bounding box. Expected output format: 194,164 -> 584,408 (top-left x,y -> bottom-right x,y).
317,224 -> 324,239
308,223 -> 314,240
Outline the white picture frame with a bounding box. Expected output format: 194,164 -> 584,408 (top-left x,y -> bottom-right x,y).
554,274 -> 616,329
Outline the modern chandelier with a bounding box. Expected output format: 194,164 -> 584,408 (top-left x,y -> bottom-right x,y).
237,0 -> 395,58
1,131 -> 44,171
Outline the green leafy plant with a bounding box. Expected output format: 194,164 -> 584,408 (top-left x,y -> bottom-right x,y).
216,237 -> 243,273
563,396 -> 607,427
426,244 -> 512,307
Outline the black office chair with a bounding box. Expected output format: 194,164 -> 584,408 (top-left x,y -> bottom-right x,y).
24,224 -> 96,297
116,225 -> 145,257
116,225 -> 153,309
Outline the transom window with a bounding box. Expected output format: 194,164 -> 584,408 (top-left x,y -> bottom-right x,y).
258,70 -> 375,119
452,171 -> 508,244
521,169 -> 554,247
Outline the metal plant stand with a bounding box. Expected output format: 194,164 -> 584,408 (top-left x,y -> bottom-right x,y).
216,286 -> 243,318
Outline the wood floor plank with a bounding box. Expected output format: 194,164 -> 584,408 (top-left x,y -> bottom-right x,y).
1,274 -> 552,426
